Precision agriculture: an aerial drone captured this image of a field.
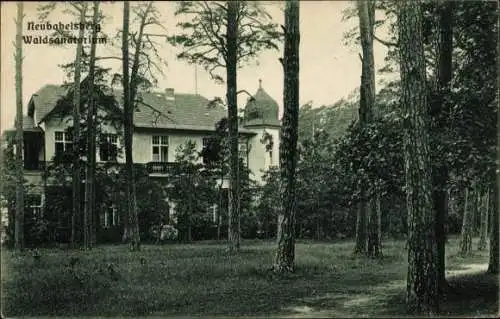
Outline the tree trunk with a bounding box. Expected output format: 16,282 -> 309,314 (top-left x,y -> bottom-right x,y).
354,201 -> 367,254
273,0 -> 300,274
398,1 -> 439,314
489,88 -> 500,274
83,1 -> 99,250
71,3 -> 87,248
14,2 -> 24,250
316,214 -> 320,240
354,0 -> 376,256
367,187 -> 382,258
121,1 -> 141,251
489,185 -> 499,274
187,193 -> 192,242
226,1 -> 240,253
478,191 -> 489,250
459,187 -> 473,256
472,191 -> 479,236
217,185 -> 222,241
432,0 -> 453,292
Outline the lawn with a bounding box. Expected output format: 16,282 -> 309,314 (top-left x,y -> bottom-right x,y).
1,236 -> 498,317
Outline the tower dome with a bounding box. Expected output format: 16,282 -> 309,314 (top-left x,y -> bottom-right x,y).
244,79 -> 280,127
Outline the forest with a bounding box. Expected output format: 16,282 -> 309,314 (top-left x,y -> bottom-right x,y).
1,1 -> 498,317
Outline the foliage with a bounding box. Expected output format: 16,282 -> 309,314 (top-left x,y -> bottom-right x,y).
296,130 -> 339,239
169,1 -> 282,83
111,2 -> 168,96
166,141 -> 218,241
333,115 -> 404,206
446,2 -> 497,188
0,144 -> 51,247
255,167 -> 280,239
200,117 -> 259,239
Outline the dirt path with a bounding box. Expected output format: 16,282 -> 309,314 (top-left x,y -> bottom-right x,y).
275,263 -> 490,318
446,263 -> 488,277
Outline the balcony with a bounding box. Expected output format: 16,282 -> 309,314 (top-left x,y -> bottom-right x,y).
146,161 -> 223,182
146,162 -> 179,175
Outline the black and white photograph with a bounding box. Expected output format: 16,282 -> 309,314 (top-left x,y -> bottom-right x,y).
0,1 -> 498,317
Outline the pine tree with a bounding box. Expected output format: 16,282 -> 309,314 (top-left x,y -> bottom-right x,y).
273,0 -> 300,274
83,1 -> 100,249
398,0 -> 439,314
14,1 -> 25,250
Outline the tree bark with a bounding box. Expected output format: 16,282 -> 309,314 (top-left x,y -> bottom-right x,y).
367,186 -> 382,258
14,2 -> 24,250
489,83 -> 500,274
478,190 -> 489,250
71,3 -> 87,248
459,187 -> 473,256
432,0 -> 453,292
398,1 -> 439,315
121,1 -> 141,251
83,1 -> 99,250
273,0 -> 300,274
354,201 -> 367,254
226,1 -> 240,253
489,185 -> 499,274
217,184 -> 222,241
354,0 -> 376,256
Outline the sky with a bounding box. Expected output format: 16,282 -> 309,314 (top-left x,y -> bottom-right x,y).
0,1 -> 394,132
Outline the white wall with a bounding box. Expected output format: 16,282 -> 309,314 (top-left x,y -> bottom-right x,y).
44,116 -> 124,163
135,132 -> 207,163
43,116 -> 72,161
247,126 -> 280,184
42,117 -> 279,185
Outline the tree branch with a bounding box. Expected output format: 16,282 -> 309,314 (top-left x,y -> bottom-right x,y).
95,56 -> 123,61
373,34 -> 398,47
236,89 -> 254,100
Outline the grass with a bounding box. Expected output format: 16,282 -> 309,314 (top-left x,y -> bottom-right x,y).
1,236 -> 498,317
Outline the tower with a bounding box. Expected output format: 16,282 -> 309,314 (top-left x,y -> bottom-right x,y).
244,79 -> 281,184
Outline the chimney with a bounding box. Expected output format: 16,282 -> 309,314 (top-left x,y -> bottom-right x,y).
165,88 -> 175,101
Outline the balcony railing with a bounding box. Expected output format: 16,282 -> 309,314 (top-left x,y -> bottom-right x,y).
146,162 -> 179,175
145,162 -> 224,181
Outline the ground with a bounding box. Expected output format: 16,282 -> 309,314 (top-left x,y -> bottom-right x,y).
1,236 -> 498,317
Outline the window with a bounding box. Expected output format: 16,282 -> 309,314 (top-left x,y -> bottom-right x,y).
239,139 -> 248,166
99,133 -> 118,162
55,131 -> 73,156
211,204 -> 217,223
27,194 -> 43,218
202,137 -> 211,149
112,207 -> 119,226
202,137 -> 214,164
101,206 -> 119,229
152,135 -> 168,162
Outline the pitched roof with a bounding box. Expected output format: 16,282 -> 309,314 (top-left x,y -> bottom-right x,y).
28,84 -> 256,134
28,84 -> 68,124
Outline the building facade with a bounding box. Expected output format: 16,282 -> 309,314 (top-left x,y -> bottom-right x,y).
3,80 -> 280,242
